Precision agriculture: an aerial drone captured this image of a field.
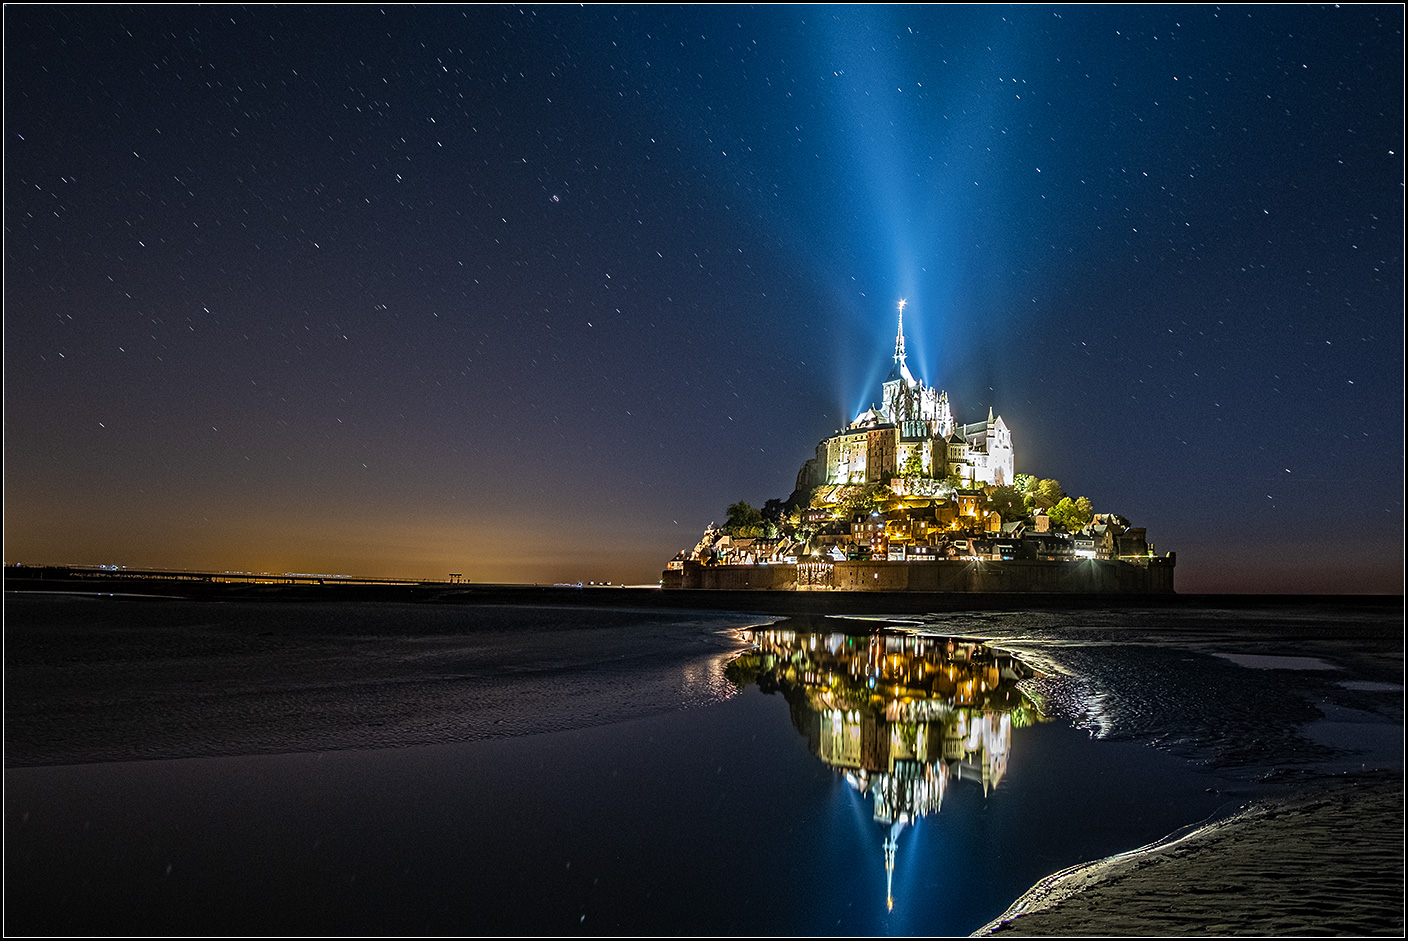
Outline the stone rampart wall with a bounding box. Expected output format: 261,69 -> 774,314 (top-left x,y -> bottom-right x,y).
664,562 -> 796,591
664,557 -> 1175,593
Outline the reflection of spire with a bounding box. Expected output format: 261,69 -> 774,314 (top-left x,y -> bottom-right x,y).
728,627 -> 1036,916
884,813 -> 909,912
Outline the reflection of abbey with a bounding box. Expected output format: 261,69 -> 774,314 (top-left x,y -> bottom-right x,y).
727,625 -> 1038,912
796,300 -> 1015,491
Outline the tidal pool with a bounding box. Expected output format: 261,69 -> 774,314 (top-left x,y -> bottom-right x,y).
6,619 -> 1232,936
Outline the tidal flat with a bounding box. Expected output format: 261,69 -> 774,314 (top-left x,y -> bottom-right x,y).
4,594 -> 1402,935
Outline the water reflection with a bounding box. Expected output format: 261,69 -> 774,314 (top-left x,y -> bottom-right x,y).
726,622 -> 1041,912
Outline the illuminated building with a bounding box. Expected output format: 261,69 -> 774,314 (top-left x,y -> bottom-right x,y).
662,297 -> 1176,590
796,301 -> 1015,490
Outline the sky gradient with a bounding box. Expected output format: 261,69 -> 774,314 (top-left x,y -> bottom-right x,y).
5,6 -> 1404,591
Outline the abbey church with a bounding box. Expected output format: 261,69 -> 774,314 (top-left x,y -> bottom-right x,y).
666,299 -> 1174,592
796,301 -> 1014,493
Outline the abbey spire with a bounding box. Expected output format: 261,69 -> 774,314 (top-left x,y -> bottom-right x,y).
894,298 -> 908,368
794,298 -> 1012,490
892,299 -> 916,386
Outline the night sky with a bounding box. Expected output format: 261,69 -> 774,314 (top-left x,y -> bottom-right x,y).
5,6 -> 1403,592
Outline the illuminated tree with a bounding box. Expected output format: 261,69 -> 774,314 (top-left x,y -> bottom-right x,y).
1075,495 -> 1094,521
1048,496 -> 1094,532
838,483 -> 885,520
784,506 -> 814,542
1023,478 -> 1066,512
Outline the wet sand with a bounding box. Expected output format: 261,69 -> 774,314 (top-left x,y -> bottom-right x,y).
955,602 -> 1406,937
976,776 -> 1404,936
6,592 -> 1402,934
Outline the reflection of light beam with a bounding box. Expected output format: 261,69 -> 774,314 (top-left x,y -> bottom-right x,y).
843,778 -> 876,837
841,779 -> 886,889
897,814 -> 925,925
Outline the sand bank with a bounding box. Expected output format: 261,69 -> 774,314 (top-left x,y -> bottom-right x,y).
975,777 -> 1404,936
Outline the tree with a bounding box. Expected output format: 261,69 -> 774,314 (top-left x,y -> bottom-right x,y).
1074,495 -> 1094,522
838,483 -> 884,520
1047,498 -> 1079,532
724,501 -> 764,534
986,485 -> 1028,523
1024,478 -> 1066,512
899,451 -> 926,479
785,506 -> 814,542
1048,495 -> 1094,533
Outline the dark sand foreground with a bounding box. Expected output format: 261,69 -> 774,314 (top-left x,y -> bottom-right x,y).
958,603 -> 1406,937
977,777 -> 1403,936
7,588 -> 1403,935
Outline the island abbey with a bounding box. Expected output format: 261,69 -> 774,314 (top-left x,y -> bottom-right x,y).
795,300 -> 1014,493
663,298 -> 1175,594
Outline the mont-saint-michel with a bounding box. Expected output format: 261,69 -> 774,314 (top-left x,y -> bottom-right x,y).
664,300 -> 1174,593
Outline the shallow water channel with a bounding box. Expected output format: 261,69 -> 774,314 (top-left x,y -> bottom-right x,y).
7,615 -> 1237,935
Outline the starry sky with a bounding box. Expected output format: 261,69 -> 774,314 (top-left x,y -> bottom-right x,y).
5,6 -> 1403,592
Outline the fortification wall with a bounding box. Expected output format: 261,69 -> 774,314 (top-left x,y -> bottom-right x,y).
664,557 -> 1175,593
663,562 -> 796,591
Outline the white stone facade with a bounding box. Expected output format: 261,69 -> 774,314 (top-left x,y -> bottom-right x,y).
798,303 -> 1015,491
